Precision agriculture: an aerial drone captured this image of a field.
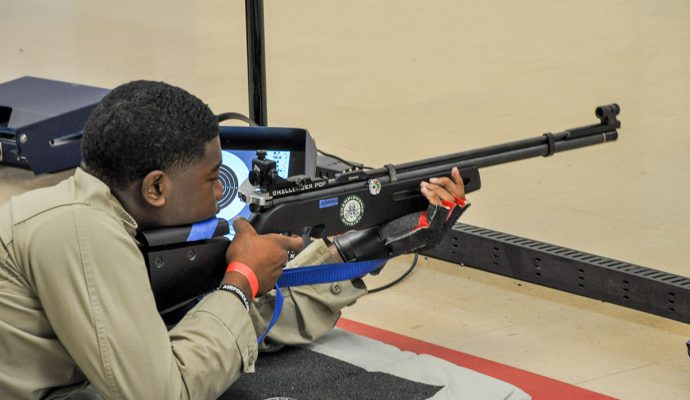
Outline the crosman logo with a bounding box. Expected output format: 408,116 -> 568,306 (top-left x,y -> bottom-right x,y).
339,195 -> 364,226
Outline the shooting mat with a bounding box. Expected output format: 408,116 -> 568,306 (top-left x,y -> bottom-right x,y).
221,328 -> 530,400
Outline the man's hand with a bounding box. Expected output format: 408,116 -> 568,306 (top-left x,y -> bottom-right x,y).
223,218 -> 304,298
420,166 -> 466,206
332,167 -> 469,262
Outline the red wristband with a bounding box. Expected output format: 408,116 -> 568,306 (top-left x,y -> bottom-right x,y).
226,262 -> 259,298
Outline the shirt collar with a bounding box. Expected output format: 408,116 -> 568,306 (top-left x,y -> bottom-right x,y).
73,168 -> 139,236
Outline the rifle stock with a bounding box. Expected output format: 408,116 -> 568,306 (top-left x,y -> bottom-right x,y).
140,104 -> 620,312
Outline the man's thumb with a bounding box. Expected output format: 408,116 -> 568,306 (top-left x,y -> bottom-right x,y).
232,217 -> 256,236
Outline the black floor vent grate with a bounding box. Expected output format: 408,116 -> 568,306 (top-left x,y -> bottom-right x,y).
423,223 -> 690,324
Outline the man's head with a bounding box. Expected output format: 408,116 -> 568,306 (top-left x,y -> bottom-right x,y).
81,80 -> 224,228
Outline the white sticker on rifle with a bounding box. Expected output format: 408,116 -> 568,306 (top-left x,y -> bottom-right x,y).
340,195 -> 364,226
368,178 -> 382,195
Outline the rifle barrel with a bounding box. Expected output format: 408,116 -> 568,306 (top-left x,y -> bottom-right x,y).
365,127 -> 618,186
371,124 -> 617,178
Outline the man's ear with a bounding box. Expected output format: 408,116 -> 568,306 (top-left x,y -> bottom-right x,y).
141,170 -> 168,208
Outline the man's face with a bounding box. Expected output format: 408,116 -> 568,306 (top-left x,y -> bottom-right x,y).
162,136 -> 224,225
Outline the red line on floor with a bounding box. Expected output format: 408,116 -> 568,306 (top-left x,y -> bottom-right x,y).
336,318 -> 617,400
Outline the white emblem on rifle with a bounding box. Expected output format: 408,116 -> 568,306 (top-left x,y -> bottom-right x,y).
340,195 -> 364,226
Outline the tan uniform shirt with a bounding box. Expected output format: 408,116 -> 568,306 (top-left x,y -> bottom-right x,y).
0,168 -> 366,400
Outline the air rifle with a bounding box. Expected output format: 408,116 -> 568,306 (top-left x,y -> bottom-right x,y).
139,104 -> 621,312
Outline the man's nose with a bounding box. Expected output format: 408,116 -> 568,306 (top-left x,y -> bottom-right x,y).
215,180 -> 224,200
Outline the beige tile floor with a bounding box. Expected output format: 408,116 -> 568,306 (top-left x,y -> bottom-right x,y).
2,1 -> 689,398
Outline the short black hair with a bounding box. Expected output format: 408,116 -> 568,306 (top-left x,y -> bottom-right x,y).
81,80 -> 218,190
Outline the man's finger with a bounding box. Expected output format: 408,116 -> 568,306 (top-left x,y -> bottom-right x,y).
451,167 -> 463,186
421,182 -> 455,205
420,184 -> 440,205
267,233 -> 305,252
451,167 -> 466,198
232,217 -> 256,236
429,175 -> 464,198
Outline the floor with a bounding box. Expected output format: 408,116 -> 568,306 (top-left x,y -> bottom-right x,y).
2,1 -> 689,399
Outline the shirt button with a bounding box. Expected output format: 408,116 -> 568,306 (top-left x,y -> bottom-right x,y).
330,283 -> 342,295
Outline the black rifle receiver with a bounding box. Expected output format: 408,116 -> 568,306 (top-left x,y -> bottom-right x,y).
140,104 -> 620,312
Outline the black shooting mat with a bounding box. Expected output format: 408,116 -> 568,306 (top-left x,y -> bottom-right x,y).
220,345 -> 443,400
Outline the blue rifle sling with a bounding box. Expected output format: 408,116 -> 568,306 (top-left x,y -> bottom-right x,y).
257,259 -> 387,344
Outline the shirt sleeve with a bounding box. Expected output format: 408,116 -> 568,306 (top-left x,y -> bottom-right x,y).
248,239 -> 368,348
23,205 -> 257,400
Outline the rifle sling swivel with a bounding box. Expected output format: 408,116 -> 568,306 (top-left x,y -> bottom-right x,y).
543,132 -> 556,157
384,164 -> 398,182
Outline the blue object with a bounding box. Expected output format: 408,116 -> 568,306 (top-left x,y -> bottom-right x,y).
187,218 -> 220,242
257,259 -> 387,344
319,198 -> 338,209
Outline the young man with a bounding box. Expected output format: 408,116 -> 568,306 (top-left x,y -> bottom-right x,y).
0,80 -> 466,399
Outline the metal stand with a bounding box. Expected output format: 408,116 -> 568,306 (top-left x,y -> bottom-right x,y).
245,0 -> 267,126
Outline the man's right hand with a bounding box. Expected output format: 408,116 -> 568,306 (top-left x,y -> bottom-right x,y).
222,218 -> 304,299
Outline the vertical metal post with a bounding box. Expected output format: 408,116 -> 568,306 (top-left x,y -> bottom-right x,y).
245,0 -> 267,126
